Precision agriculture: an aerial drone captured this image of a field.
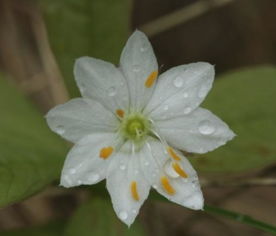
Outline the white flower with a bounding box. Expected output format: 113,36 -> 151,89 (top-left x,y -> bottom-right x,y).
46,30 -> 235,226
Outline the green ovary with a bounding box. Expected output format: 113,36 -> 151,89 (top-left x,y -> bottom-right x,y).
120,114 -> 151,142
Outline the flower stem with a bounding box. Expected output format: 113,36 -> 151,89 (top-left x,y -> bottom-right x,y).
204,205 -> 276,234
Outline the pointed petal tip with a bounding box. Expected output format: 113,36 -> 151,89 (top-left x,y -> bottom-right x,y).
184,193 -> 204,210
116,210 -> 136,227
128,29 -> 149,43
132,29 -> 147,36
193,62 -> 215,77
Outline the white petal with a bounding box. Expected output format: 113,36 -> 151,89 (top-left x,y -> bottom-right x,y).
46,98 -> 119,143
155,107 -> 235,154
141,140 -> 204,210
74,57 -> 129,113
120,30 -> 158,110
144,62 -> 214,120
60,132 -> 118,187
106,141 -> 150,226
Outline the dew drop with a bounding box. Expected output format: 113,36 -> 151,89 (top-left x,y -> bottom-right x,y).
69,168 -> 76,175
56,125 -> 65,135
107,86 -> 116,96
134,169 -> 139,175
198,120 -> 215,135
163,105 -> 169,111
183,92 -> 189,98
133,65 -> 141,72
183,178 -> 188,183
119,211 -> 128,221
77,180 -> 82,185
144,161 -> 149,166
173,76 -> 184,88
120,164 -> 126,170
164,160 -> 179,178
152,184 -> 158,189
140,46 -> 146,52
132,209 -> 137,214
183,107 -> 192,114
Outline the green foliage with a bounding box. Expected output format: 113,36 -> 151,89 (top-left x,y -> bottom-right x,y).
191,66 -> 276,174
64,198 -> 146,236
0,78 -> 68,207
0,222 -> 64,236
39,0 -> 130,97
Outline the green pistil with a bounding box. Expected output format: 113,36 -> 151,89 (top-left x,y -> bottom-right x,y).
120,113 -> 151,142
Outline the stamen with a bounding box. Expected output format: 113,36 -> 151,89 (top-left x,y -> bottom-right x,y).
149,125 -> 180,162
145,71 -> 158,88
99,146 -> 113,159
160,176 -> 175,195
172,162 -> 188,178
116,109 -> 124,118
167,147 -> 181,161
130,181 -> 140,201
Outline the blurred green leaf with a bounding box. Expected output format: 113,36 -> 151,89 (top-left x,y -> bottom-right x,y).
0,78 -> 68,207
64,198 -> 146,236
0,222 -> 64,236
191,66 -> 276,174
40,0 -> 130,97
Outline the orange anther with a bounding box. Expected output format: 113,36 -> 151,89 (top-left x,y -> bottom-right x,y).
160,176 -> 175,195
145,71 -> 158,88
131,181 -> 140,201
99,146 -> 113,159
167,147 -> 181,161
172,162 -> 188,178
116,109 -> 124,118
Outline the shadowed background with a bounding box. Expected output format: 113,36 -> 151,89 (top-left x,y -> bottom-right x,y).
0,0 -> 275,235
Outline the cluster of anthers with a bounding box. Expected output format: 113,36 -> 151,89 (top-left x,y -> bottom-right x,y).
46,30 -> 235,226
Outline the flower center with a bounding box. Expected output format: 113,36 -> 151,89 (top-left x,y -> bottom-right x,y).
120,113 -> 151,142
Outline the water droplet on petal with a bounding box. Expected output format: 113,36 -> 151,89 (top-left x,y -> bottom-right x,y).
183,92 -> 189,98
198,120 -> 215,135
133,65 -> 141,72
144,161 -> 149,166
107,86 -> 116,96
69,168 -> 76,174
56,125 -> 65,135
134,169 -> 139,175
152,184 -> 158,189
119,211 -> 128,221
164,160 -> 179,178
163,105 -> 169,111
77,180 -> 82,185
183,107 -> 192,114
132,209 -> 137,214
173,76 -> 184,88
140,46 -> 146,52
120,164 -> 126,170
183,178 -> 188,183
